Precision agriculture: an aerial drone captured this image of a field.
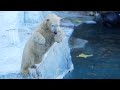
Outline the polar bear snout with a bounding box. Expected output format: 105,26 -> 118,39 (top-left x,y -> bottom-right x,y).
51,28 -> 57,34
51,24 -> 59,35
54,31 -> 57,34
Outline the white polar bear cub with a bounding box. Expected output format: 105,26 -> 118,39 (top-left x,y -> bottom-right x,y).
21,14 -> 65,75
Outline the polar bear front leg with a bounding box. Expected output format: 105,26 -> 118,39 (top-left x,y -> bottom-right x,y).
32,32 -> 46,45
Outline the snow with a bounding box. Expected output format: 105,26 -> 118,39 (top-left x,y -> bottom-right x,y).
0,47 -> 22,74
0,11 -> 74,79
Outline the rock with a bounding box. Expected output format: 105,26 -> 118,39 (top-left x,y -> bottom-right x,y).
69,37 -> 88,49
95,12 -> 120,27
60,19 -> 74,28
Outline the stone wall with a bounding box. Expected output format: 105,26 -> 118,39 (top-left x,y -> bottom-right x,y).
0,11 -> 20,46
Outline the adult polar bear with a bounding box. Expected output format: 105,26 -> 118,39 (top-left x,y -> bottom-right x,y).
21,14 -> 65,75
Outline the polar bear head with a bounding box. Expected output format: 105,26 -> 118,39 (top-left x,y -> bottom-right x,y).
44,14 -> 62,34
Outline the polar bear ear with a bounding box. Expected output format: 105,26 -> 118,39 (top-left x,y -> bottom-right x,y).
46,19 -> 50,21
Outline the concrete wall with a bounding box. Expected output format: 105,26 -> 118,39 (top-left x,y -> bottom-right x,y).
0,11 -> 53,45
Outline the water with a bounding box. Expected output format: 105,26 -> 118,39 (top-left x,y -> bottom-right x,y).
64,23 -> 120,79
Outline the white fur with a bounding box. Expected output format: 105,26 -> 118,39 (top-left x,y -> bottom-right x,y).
21,14 -> 65,75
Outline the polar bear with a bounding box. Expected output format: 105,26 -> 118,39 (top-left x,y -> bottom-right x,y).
21,14 -> 65,75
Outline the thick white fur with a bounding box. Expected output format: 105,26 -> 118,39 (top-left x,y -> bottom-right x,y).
21,14 -> 65,75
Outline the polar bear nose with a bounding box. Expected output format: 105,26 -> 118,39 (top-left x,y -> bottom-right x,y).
54,31 -> 57,34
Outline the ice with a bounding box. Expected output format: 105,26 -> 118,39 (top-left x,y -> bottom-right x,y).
0,11 -> 74,79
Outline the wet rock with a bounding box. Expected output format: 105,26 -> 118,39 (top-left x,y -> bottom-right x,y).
95,12 -> 120,28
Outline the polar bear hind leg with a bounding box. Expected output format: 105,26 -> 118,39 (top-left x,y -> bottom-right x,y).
21,54 -> 35,75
